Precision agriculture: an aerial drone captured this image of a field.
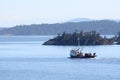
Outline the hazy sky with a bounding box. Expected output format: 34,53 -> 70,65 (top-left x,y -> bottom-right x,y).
1,0 -> 120,27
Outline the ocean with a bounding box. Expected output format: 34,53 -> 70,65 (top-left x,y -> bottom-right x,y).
0,36 -> 120,80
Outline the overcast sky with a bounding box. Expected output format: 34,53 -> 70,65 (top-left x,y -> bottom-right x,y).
1,0 -> 120,27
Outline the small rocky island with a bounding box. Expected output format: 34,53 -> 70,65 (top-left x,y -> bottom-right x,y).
43,31 -> 114,45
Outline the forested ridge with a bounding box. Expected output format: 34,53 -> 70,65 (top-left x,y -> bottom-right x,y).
0,20 -> 120,35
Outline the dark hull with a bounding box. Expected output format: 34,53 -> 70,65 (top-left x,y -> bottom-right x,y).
70,55 -> 96,58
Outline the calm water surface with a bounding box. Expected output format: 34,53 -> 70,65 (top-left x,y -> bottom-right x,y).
0,36 -> 120,80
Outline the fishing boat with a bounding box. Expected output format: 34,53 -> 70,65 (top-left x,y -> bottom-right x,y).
69,36 -> 97,58
70,49 -> 96,58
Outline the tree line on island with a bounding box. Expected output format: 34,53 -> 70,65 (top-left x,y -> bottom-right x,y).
43,31 -> 120,45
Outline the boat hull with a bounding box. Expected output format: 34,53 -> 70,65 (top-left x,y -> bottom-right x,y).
70,55 -> 96,58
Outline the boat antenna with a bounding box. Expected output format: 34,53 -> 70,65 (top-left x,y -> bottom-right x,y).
80,38 -> 89,52
77,36 -> 80,46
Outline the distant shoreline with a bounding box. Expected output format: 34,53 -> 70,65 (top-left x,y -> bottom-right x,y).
0,20 -> 119,35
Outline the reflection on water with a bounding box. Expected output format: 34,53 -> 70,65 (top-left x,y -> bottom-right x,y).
0,36 -> 120,80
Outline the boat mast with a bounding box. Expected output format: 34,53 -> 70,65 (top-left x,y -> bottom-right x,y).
80,38 -> 89,52
77,36 -> 80,46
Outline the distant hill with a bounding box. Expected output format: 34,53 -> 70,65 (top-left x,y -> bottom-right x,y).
68,18 -> 92,22
0,20 -> 120,35
0,27 -> 6,30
